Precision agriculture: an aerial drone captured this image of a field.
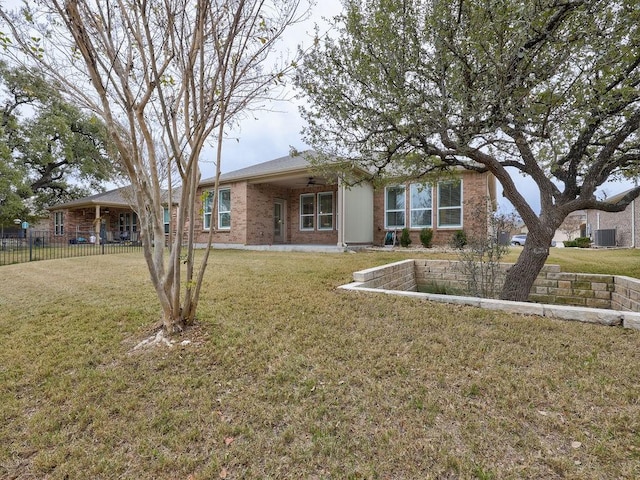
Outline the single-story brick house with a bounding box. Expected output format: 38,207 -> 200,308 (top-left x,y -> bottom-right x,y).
193,153 -> 496,248
585,188 -> 640,247
50,152 -> 497,248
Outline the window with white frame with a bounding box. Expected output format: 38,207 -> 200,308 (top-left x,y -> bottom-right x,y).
203,192 -> 213,229
410,183 -> 432,228
317,192 -> 334,230
119,212 -> 138,239
203,188 -> 231,230
385,185 -> 406,228
218,188 -> 231,229
163,207 -> 170,234
300,194 -> 315,230
437,180 -> 462,228
54,211 -> 64,235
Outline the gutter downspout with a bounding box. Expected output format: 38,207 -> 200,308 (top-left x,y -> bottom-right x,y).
337,176 -> 346,247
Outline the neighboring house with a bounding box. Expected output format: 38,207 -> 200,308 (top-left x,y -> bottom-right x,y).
48,186 -> 141,244
49,152 -> 497,248
48,186 -> 178,245
585,189 -> 640,247
552,210 -> 587,246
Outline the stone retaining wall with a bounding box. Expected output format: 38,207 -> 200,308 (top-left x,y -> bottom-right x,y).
344,259 -> 640,331
352,259 -> 417,291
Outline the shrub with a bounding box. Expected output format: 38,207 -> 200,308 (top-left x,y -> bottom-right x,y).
420,228 -> 433,248
575,236 -> 591,248
400,228 -> 412,248
563,240 -> 577,247
451,230 -> 467,249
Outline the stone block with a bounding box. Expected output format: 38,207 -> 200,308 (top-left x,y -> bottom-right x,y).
576,274 -> 614,283
622,313 -> 640,330
424,293 -> 481,308
479,298 -> 545,316
557,280 -> 573,289
547,272 -> 577,281
585,298 -> 612,309
542,305 -> 622,326
591,282 -> 609,291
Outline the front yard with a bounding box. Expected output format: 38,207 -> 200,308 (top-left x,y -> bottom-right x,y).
0,248 -> 638,479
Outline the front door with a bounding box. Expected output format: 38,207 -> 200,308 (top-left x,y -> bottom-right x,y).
273,200 -> 286,243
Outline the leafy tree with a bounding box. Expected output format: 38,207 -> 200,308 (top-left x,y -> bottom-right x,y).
296,0 -> 640,301
0,0 -> 307,334
0,62 -> 116,223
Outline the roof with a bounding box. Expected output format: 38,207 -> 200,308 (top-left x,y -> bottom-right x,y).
50,186 -> 135,210
49,185 -> 179,210
604,187 -> 637,205
200,152 -> 316,187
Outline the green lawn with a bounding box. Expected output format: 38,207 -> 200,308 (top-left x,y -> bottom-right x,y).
1,248 -> 639,479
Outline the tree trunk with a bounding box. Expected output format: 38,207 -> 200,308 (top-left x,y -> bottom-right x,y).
500,238 -> 551,302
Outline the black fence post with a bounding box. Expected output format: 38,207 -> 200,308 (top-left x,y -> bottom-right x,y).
29,229 -> 33,262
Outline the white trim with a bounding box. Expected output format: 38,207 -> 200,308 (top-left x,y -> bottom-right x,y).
437,180 -> 463,229
409,183 -> 433,229
54,211 -> 64,236
384,185 -> 406,229
300,193 -> 315,231
317,191 -> 334,230
218,188 -> 231,230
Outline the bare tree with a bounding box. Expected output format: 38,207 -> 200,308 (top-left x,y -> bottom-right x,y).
0,0 -> 308,334
559,215 -> 584,242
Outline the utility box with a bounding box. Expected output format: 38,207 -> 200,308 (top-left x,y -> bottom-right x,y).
594,229 -> 616,247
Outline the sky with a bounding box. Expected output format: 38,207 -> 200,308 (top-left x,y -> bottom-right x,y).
204,0 -> 343,179
207,0 -> 635,215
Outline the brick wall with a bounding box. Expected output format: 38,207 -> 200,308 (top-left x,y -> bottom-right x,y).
288,185 -> 339,245
194,182 -> 339,246
585,200 -> 640,248
51,208 -> 138,244
372,171 -> 493,247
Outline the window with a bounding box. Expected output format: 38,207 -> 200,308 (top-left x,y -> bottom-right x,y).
438,180 -> 462,228
203,188 -> 231,230
385,186 -> 406,228
163,207 -> 170,234
203,192 -> 213,229
54,211 -> 64,235
317,192 -> 334,230
300,194 -> 315,230
410,183 -> 432,228
119,212 -> 138,238
218,188 -> 231,230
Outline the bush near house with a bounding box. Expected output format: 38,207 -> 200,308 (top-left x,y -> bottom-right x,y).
564,236 -> 592,248
420,228 -> 433,248
399,227 -> 412,247
451,229 -> 468,249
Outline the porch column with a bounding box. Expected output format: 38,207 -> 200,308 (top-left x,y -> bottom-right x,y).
95,205 -> 101,244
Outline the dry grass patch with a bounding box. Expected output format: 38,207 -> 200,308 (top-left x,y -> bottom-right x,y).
0,249 -> 639,479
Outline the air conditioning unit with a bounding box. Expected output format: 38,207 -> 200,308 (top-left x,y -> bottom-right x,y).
594,229 -> 616,247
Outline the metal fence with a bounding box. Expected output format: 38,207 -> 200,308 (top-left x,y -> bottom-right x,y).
0,230 -> 142,266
